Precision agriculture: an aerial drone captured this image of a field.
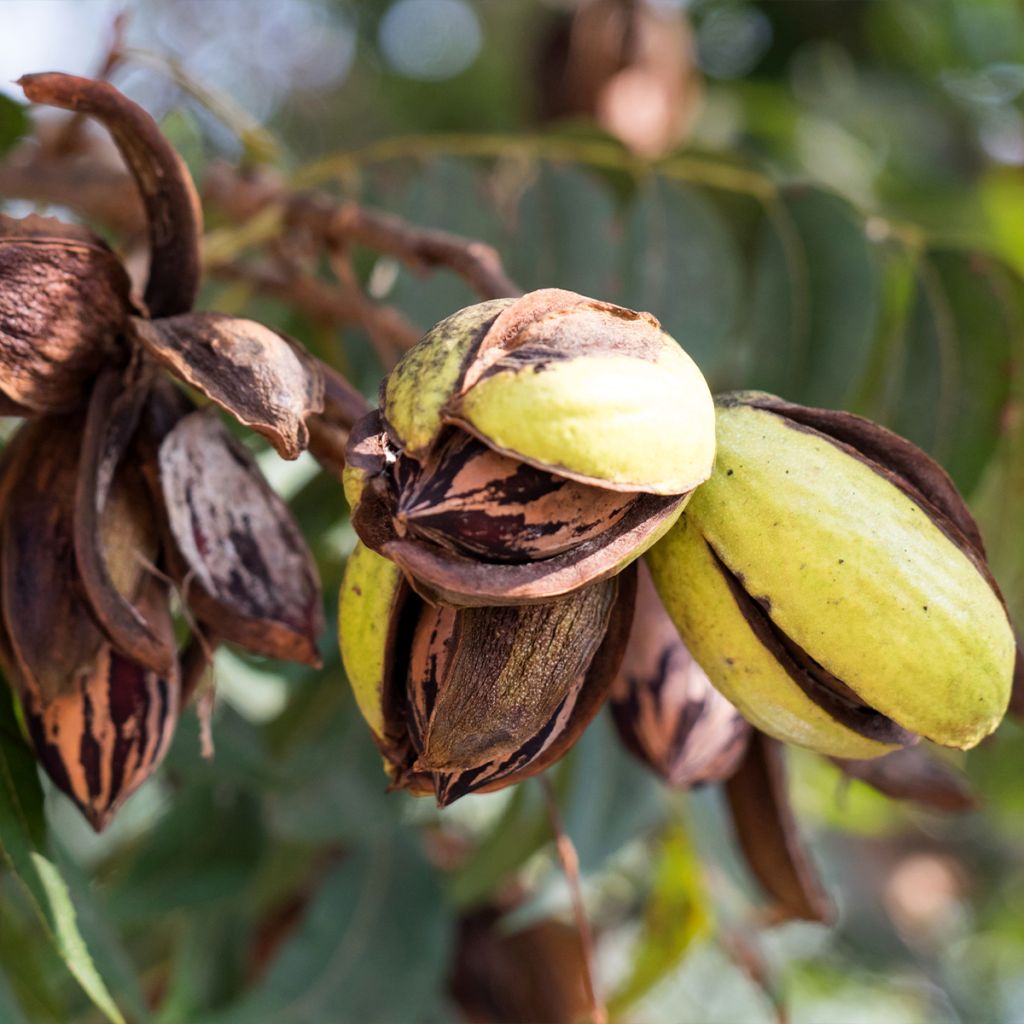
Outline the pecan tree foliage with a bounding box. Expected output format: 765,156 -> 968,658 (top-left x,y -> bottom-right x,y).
0,70 -> 1019,1024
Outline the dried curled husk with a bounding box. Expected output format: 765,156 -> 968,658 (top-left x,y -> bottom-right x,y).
833,747 -> 979,813
647,392 -> 1017,759
155,407 -> 324,666
344,289 -> 713,605
339,541 -> 636,805
725,731 -> 835,924
0,214 -> 130,413
611,563 -> 749,787
132,313 -> 324,460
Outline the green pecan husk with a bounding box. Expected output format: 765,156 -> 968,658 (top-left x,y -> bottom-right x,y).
647,391 -> 1018,759
343,288 -> 715,605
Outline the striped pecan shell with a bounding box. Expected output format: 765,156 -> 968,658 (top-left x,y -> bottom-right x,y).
339,541 -> 637,805
611,564 -> 749,787
344,289 -> 714,604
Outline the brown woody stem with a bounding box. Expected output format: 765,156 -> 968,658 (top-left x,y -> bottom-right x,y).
203,163 -> 521,300
19,72 -> 203,317
540,775 -> 606,1024
180,629 -> 219,706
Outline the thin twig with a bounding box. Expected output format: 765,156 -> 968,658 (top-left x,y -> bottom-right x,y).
326,245 -> 405,368
540,775 -> 607,1024
203,162 -> 521,301
329,203 -> 521,301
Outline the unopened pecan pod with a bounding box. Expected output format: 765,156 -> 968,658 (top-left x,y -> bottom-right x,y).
339,541 -> 636,805
610,564 -> 750,787
344,288 -> 715,605
647,392 -> 1018,759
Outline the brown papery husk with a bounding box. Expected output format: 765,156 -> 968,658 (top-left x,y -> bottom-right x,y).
157,409 -> 324,666
19,73 -> 203,318
1,416 -> 109,700
75,361 -> 176,677
724,731 -> 835,924
396,429 -> 636,564
407,577 -> 618,773
383,492 -> 680,607
0,217 -> 130,413
833,747 -> 979,813
384,562 -> 638,803
451,907 -> 593,1024
611,562 -> 750,787
132,313 -> 324,460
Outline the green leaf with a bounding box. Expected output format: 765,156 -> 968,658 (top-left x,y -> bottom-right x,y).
738,202 -> 808,396
266,696 -> 408,844
0,971 -> 30,1024
561,711 -> 665,873
504,164 -> 617,297
609,824 -> 711,1015
777,185 -> 883,408
386,158 -> 504,330
888,249 -> 1017,494
0,95 -> 28,159
107,786 -> 264,923
619,178 -> 743,388
0,689 -> 125,1024
52,841 -> 152,1023
204,837 -> 452,1024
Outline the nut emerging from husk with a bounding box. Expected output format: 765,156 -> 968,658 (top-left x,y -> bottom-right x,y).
344,289 -> 715,605
339,541 -> 637,805
647,392 -> 1018,759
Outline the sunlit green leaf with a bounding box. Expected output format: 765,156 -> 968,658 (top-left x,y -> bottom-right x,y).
0,95 -> 28,159
0,690 -> 125,1024
609,824 -> 711,1015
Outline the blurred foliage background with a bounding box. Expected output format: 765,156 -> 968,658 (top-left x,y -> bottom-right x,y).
2,1 -> 1024,1021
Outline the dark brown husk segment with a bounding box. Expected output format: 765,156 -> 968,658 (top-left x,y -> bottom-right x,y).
373,564 -> 638,806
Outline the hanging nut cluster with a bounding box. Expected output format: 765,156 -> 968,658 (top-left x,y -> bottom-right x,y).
342,314 -> 1020,809
2,71 -> 1020,854
0,74 -> 326,829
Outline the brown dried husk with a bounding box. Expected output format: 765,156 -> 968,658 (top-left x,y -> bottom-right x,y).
724,731 -> 835,924
406,577 -> 617,788
19,578 -> 180,831
1,416 -> 111,699
75,362 -> 176,676
0,214 -> 130,413
395,429 -> 635,563
833,747 -> 979,813
157,409 -> 324,666
133,313 -> 324,460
